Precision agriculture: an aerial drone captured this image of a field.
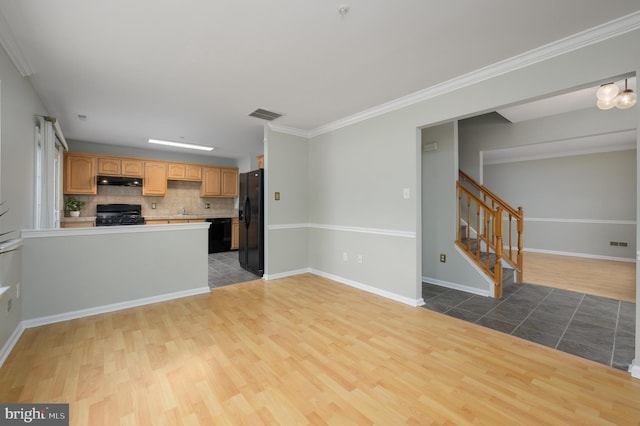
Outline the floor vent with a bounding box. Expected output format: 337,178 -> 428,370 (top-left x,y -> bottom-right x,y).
249,109 -> 282,121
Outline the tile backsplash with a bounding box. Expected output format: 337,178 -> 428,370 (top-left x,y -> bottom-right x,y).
66,181 -> 236,217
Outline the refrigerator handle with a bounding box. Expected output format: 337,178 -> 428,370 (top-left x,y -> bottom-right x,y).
244,197 -> 251,226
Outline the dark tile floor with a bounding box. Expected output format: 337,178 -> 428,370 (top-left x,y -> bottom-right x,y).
208,251 -> 261,288
422,281 -> 636,371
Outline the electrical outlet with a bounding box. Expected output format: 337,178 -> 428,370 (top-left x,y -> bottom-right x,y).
205,203 -> 210,209
151,203 -> 156,209
403,188 -> 410,199
440,253 -> 446,262
343,252 -> 348,261
357,255 -> 363,264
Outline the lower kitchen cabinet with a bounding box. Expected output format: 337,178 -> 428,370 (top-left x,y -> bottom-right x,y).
231,217 -> 239,250
61,221 -> 95,228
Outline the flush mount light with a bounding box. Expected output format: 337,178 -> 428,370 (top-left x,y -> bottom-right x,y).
148,139 -> 214,151
597,78 -> 637,110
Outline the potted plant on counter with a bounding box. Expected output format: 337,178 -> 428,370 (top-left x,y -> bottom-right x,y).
65,197 -> 85,217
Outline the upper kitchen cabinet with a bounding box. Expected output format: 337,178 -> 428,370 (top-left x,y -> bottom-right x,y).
200,166 -> 221,197
64,153 -> 97,194
221,167 -> 238,197
143,161 -> 168,196
98,157 -> 143,177
200,166 -> 238,197
167,162 -> 202,181
257,155 -> 264,169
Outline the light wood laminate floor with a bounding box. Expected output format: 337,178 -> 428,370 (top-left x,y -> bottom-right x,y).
523,251 -> 636,303
1,274 -> 639,425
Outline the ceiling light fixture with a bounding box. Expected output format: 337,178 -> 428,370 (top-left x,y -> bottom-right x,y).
597,79 -> 637,110
148,139 -> 214,151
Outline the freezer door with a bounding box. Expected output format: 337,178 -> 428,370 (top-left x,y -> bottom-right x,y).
245,170 -> 263,275
238,172 -> 248,268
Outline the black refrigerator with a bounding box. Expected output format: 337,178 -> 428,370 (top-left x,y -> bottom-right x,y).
238,169 -> 264,276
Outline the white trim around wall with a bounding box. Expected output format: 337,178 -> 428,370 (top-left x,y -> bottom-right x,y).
263,268 -> 424,307
421,276 -> 491,298
268,223 -> 416,238
525,247 -> 635,263
630,362 -> 640,379
524,217 -> 636,225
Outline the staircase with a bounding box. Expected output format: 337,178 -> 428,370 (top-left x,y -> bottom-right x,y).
456,170 -> 523,298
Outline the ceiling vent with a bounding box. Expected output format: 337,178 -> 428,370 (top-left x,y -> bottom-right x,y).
249,108 -> 282,121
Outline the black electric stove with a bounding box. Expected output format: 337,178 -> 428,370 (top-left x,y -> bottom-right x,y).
95,204 -> 145,226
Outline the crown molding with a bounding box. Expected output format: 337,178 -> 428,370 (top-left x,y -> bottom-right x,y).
271,11 -> 640,140
267,123 -> 311,138
0,10 -> 33,77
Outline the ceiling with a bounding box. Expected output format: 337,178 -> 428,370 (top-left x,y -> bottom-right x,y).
0,1 -> 639,160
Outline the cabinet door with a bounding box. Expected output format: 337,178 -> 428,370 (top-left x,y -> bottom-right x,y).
185,164 -> 202,181
167,163 -> 186,180
200,167 -> 221,196
221,168 -> 238,197
64,153 -> 97,194
145,219 -> 169,225
143,161 -> 168,196
231,217 -> 239,250
97,158 -> 121,175
121,160 -> 143,177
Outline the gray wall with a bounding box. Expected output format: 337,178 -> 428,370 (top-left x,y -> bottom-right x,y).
0,43 -> 47,354
21,225 -> 209,320
459,107 -> 637,260
484,150 -> 636,259
265,128 -> 309,276
422,123 -> 490,293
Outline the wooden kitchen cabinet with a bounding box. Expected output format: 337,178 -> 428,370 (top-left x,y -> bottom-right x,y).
64,153 -> 97,194
98,157 -> 143,177
257,155 -> 264,169
168,162 -> 202,181
121,159 -> 143,177
221,168 -> 239,197
61,221 -> 95,228
200,167 -> 222,197
143,161 -> 168,196
97,157 -> 120,175
231,217 -> 239,250
145,219 -> 169,225
200,167 -> 239,197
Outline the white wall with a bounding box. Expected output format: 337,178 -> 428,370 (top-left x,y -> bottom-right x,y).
0,43 -> 47,354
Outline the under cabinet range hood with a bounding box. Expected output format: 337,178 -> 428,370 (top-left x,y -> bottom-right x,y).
97,176 -> 142,186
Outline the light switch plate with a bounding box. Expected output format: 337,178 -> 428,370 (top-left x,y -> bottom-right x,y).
275,192 -> 280,201
403,188 -> 410,199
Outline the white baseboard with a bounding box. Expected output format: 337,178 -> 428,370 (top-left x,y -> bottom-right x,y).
524,248 -> 635,263
630,361 -> 640,380
310,269 -> 423,307
0,322 -> 25,368
21,286 -> 211,329
263,268 -> 312,280
422,276 -> 491,297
